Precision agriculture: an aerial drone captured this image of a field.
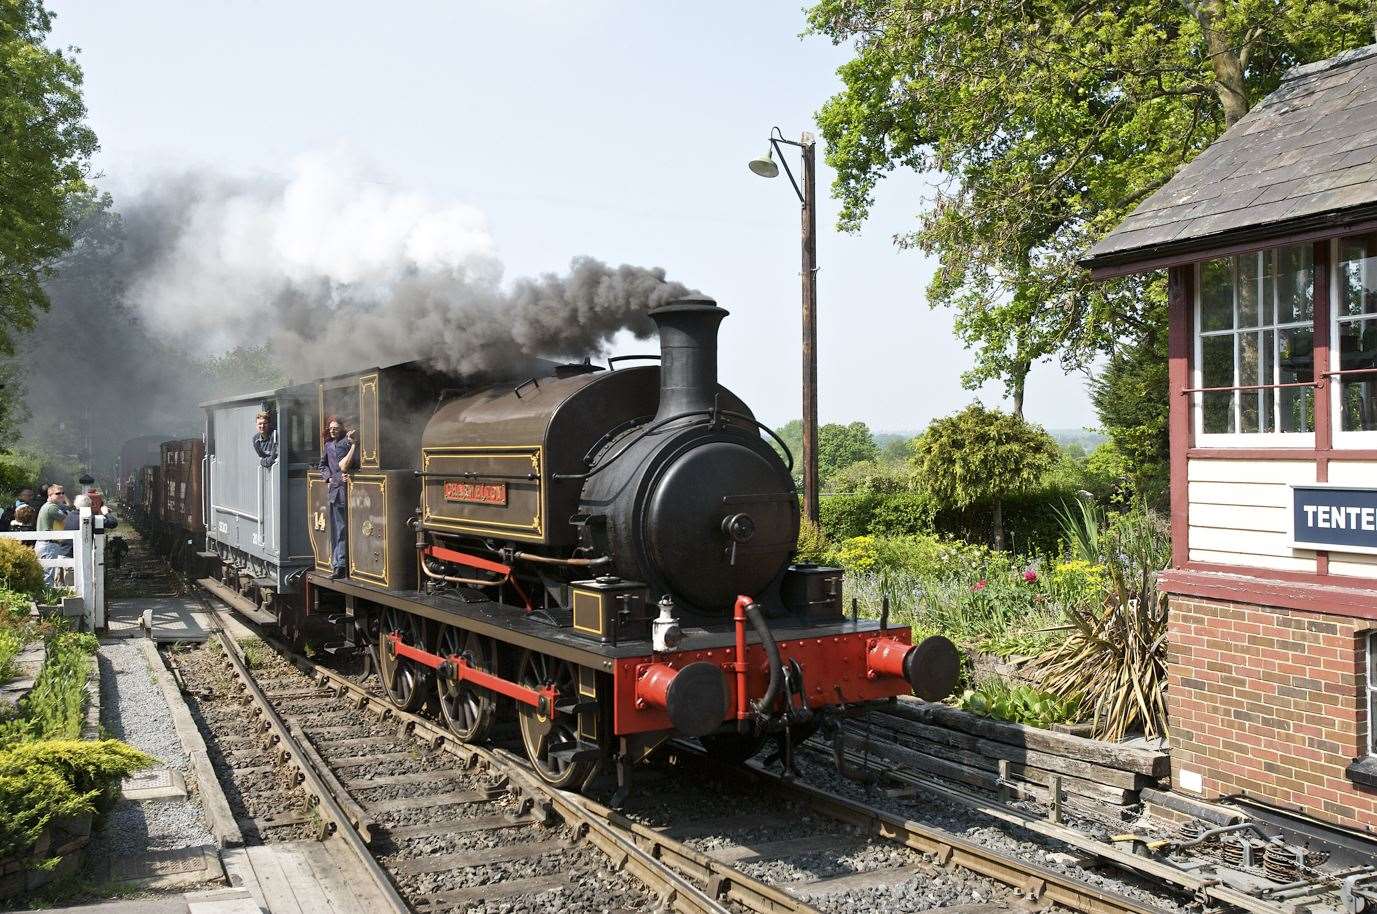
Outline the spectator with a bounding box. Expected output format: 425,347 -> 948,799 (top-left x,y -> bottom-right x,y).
78,474 -> 96,495
252,411 -> 278,469
35,484 -> 68,587
318,416 -> 356,579
10,504 -> 36,534
0,487 -> 36,531
63,493 -> 119,553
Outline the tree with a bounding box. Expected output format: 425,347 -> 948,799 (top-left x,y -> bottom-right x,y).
772,419 -> 881,487
0,0 -> 97,355
807,0 -> 1372,412
912,404 -> 1060,550
1091,291 -> 1171,508
819,421 -> 878,484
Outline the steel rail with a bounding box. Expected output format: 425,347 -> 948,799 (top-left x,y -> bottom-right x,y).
827,742 -> 1296,914
208,628 -> 411,914
197,585 -> 742,914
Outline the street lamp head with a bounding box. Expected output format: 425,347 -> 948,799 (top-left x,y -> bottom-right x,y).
748,147 -> 779,178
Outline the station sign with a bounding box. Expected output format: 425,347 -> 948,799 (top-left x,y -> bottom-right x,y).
1290,484 -> 1377,555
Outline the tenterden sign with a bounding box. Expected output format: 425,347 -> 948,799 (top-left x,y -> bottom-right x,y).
1290,484 -> 1377,555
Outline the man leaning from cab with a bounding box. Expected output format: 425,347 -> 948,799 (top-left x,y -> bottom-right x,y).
319,416 -> 356,579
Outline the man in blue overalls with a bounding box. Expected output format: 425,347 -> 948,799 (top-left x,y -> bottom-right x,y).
319,416 -> 357,579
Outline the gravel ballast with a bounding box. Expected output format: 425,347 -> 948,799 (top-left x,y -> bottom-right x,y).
85,636 -> 216,860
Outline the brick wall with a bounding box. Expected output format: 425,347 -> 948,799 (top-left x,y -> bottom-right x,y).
1167,596 -> 1376,831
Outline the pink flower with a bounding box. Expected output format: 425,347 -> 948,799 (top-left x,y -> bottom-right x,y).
974,580 -> 988,591
1023,569 -> 1038,583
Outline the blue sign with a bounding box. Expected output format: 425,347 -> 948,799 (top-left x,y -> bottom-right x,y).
1290,485 -> 1377,554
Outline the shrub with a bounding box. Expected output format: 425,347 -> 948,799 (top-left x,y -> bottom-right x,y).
819,493 -> 880,540
957,678 -> 1082,728
869,493 -> 936,536
1036,508 -> 1170,739
0,539 -> 43,598
0,629 -> 21,684
794,520 -> 829,565
0,739 -> 153,859
1,632 -> 98,745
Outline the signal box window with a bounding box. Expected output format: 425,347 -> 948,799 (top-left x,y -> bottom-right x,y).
1195,245 -> 1314,443
1335,234 -> 1377,437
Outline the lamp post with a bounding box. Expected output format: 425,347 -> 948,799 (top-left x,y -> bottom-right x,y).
749,128 -> 818,524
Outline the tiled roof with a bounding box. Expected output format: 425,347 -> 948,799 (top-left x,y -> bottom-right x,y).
1084,44 -> 1377,270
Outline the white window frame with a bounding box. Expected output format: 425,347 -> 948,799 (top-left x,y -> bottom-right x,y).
1368,631 -> 1376,757
1330,236 -> 1377,447
1193,249 -> 1316,448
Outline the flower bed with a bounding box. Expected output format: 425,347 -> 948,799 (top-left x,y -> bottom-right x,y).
0,632 -> 150,898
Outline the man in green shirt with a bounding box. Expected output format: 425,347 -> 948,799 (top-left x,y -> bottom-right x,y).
35,484 -> 68,586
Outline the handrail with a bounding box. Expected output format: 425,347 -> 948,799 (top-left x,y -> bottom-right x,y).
1179,380 -> 1319,395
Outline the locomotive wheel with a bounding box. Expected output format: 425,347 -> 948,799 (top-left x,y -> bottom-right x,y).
435,627 -> 495,743
377,608 -> 430,712
515,650 -> 594,790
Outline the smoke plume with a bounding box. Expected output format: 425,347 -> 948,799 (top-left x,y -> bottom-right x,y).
120,150 -> 693,379
14,150 -> 696,473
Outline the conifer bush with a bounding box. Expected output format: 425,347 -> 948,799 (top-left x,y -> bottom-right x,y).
0,539 -> 43,598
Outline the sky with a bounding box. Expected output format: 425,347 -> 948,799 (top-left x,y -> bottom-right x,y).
46,0 -> 1098,434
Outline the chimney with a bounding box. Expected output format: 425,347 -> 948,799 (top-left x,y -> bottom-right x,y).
648,296 -> 728,422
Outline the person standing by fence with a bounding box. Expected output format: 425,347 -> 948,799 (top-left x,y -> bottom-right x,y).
35,484 -> 68,587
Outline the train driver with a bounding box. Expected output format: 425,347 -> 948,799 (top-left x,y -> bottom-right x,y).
319,416 -> 357,579
252,411 -> 278,469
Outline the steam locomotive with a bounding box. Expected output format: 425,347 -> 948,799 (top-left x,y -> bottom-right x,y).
127,297 -> 959,791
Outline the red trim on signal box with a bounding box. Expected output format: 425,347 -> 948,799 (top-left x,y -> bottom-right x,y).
1168,264 -> 1193,570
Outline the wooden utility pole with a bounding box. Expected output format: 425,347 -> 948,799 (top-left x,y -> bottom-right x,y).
800,132 -> 819,525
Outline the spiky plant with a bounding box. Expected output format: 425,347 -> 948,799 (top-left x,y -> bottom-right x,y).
1036,508 -> 1170,740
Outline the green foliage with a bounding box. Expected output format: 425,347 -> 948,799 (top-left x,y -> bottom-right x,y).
807,0 -> 1371,410
829,459 -> 917,496
0,0 -> 99,356
0,627 -> 20,682
0,536 -> 43,596
958,679 -> 1082,729
913,405 -> 1060,549
2,631 -> 96,745
795,520 -> 829,565
1091,315 -> 1171,508
830,532 -> 1062,652
914,405 -> 1060,510
0,739 -> 152,859
0,449 -> 41,498
772,420 -> 881,488
1037,508 -> 1170,739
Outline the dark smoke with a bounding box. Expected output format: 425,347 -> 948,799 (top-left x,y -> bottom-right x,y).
12,155 -> 697,473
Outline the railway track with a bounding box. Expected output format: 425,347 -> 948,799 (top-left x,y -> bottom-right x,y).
186,581 -> 1183,914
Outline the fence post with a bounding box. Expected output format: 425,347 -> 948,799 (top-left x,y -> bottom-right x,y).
73,509 -> 90,629
92,514 -> 105,630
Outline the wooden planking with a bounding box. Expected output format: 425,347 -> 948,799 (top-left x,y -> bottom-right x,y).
1188,503 -> 1290,533
1188,526 -> 1306,557
1189,548 -> 1317,572
1328,558 -> 1377,578
1187,458 -> 1315,484
1189,480 -> 1293,508
245,845 -> 307,914
1323,460 -> 1377,484
886,700 -> 1169,777
273,849 -> 337,914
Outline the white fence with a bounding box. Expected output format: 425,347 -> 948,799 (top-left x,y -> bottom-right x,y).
1,508 -> 106,631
